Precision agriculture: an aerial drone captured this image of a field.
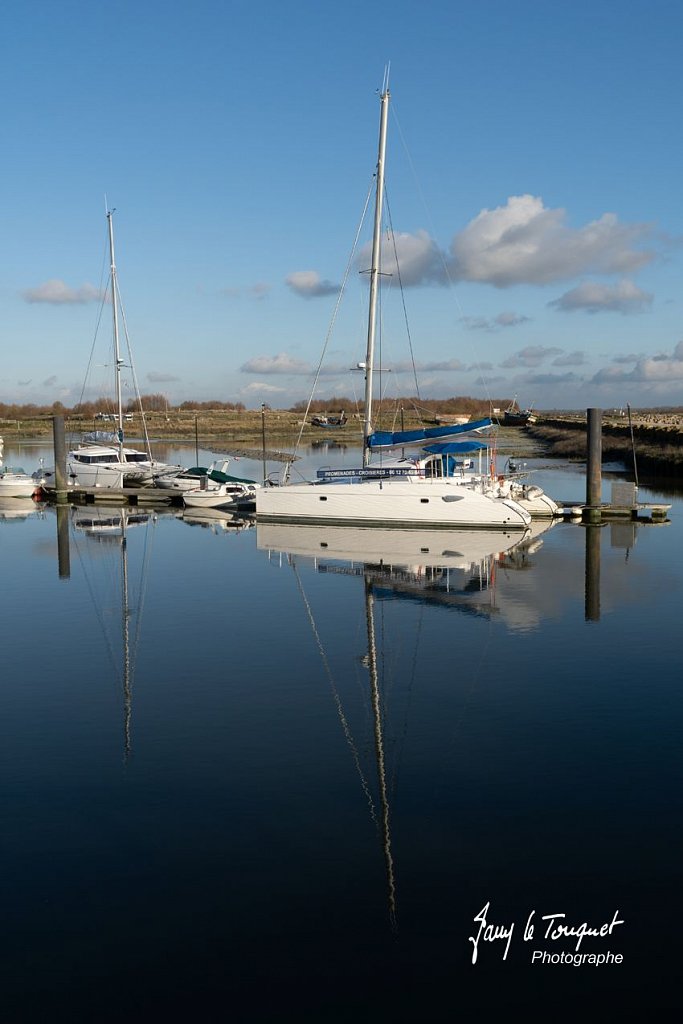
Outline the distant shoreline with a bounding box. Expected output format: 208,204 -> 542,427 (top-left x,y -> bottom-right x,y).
5,411 -> 683,478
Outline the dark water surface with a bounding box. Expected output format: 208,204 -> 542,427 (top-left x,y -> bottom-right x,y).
1,444 -> 681,1021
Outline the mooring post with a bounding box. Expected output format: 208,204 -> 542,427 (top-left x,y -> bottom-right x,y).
583,408 -> 603,524
52,415 -> 70,577
52,414 -> 68,503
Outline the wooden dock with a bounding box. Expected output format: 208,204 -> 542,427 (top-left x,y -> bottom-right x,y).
559,501 -> 671,523
39,485 -> 257,514
40,486 -> 178,507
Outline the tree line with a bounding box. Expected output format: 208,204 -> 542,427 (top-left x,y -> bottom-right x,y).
0,395 -> 247,419
1,393 -> 513,420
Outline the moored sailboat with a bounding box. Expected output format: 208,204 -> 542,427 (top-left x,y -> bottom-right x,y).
256,80 -> 535,532
40,211 -> 180,491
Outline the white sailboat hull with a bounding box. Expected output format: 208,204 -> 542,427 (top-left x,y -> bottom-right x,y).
450,473 -> 560,519
256,478 -> 531,530
504,483 -> 559,519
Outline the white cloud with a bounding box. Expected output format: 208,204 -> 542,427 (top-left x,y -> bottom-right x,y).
285,271 -> 339,299
474,375 -> 505,385
147,371 -> 180,383
358,230 -> 443,287
500,345 -> 563,369
450,196 -> 654,287
249,282 -> 271,299
241,353 -> 312,375
461,311 -> 530,331
392,358 -> 466,372
611,353 -> 643,364
220,282 -> 271,300
524,371 -> 584,385
593,340 -> 683,384
239,381 -> 288,394
22,279 -> 105,304
550,279 -> 653,314
495,311 -> 530,327
360,196 -> 656,290
552,351 -> 586,367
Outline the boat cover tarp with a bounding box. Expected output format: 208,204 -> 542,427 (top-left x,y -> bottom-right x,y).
82,430 -> 118,443
367,417 -> 493,450
209,470 -> 257,485
178,466 -> 256,486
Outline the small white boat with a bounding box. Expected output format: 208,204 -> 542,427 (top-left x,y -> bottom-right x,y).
0,467 -> 38,498
182,480 -> 257,510
0,437 -> 39,498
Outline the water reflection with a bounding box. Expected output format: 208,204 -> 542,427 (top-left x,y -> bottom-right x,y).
181,507 -> 255,533
3,480 -> 681,1017
0,496 -> 45,521
258,520 -> 557,625
256,521 -> 561,928
68,505 -> 164,760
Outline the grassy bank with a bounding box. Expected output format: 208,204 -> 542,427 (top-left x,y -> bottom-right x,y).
527,415 -> 683,478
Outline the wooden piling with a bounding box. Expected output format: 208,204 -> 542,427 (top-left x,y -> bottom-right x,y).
583,408 -> 603,524
52,414 -> 68,503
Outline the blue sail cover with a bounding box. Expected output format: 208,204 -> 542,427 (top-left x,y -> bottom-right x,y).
367,417 -> 493,450
422,441 -> 488,454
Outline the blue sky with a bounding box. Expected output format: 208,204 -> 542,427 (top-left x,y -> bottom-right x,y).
2,0 -> 682,411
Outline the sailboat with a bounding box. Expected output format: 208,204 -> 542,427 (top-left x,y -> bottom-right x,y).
310,410 -> 348,429
256,82 -> 533,531
40,211 -> 179,490
502,397 -> 536,427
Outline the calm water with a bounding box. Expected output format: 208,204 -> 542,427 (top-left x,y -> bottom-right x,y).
1,441 -> 681,1021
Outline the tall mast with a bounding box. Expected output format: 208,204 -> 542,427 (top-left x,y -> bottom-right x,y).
107,210 -> 124,456
362,84 -> 390,467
